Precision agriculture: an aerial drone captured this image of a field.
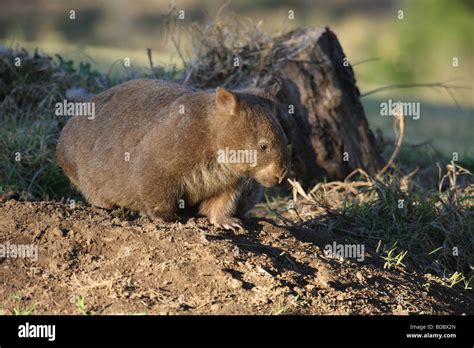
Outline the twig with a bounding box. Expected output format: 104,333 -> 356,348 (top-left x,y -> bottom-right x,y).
170,34 -> 187,68
361,80 -> 469,109
361,81 -> 470,97
377,107 -> 405,176
146,48 -> 154,70
351,57 -> 379,66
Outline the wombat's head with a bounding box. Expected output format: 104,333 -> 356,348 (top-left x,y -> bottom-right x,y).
215,86 -> 290,188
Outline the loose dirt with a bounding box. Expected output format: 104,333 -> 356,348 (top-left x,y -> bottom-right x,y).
0,200 -> 471,315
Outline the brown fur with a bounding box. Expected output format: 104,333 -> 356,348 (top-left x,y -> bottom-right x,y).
56,79 -> 289,230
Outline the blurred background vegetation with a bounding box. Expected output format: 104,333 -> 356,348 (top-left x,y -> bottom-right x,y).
0,0 -> 473,158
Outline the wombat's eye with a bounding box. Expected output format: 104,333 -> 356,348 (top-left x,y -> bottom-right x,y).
259,143 -> 268,152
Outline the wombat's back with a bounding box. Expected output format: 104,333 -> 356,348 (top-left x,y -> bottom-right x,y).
60,79 -> 192,146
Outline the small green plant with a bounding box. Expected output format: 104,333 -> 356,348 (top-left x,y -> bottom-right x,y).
75,295 -> 92,315
443,271 -> 472,290
13,305 -> 37,315
378,242 -> 408,269
271,294 -> 300,315
11,295 -> 37,315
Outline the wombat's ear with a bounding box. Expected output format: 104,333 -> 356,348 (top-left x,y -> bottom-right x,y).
216,87 -> 238,114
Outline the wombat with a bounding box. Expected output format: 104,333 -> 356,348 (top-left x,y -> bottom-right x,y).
56,79 -> 290,230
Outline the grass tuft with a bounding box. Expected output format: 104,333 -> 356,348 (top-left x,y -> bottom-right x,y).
284,163 -> 473,290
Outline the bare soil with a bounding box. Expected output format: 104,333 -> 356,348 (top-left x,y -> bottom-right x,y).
0,199 -> 472,315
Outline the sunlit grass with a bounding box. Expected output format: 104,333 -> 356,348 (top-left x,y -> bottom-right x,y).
280,164 -> 473,291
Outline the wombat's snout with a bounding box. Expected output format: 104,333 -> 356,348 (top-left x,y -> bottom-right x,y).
257,161 -> 289,188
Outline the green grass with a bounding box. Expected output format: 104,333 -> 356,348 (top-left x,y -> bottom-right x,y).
0,109 -> 71,199
8,295 -> 38,315
294,167 -> 473,291
378,242 -> 408,270
13,303 -> 37,315
271,294 -> 300,315
75,295 -> 92,315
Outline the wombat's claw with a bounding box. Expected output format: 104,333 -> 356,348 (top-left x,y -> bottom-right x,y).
215,217 -> 244,232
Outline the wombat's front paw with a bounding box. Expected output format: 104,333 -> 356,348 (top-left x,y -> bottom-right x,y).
212,217 -> 244,232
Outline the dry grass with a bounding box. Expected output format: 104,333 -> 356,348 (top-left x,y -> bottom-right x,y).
164,5 -> 286,88
279,161 -> 473,290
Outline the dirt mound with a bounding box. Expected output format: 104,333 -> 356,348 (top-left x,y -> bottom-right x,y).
0,200 -> 471,315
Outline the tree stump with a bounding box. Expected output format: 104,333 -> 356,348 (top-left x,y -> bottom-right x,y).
183,27 -> 383,188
